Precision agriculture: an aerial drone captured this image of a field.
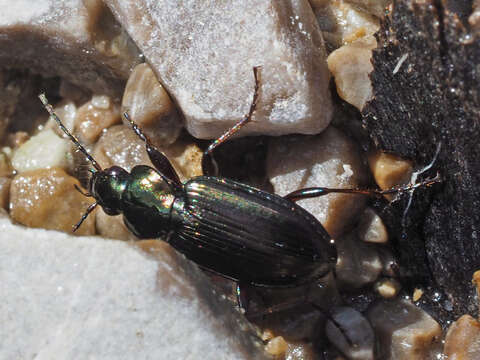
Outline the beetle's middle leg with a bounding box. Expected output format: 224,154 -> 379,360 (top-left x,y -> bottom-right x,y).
202,66 -> 261,176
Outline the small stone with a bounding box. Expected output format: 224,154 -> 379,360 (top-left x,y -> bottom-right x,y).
7,131 -> 30,149
0,177 -> 11,210
267,127 -> 367,238
413,288 -> 424,302
105,0 -> 332,138
75,95 -> 121,144
261,329 -> 275,342
375,278 -> 401,299
11,129 -> 74,173
335,232 -> 382,289
9,168 -> 95,236
327,35 -> 377,110
265,336 -> 288,356
444,315 -> 480,360
325,307 -> 375,360
284,342 -> 317,360
368,151 -> 413,197
0,150 -> 13,177
0,0 -> 140,95
357,207 -> 388,243
313,0 -> 380,48
344,0 -> 391,18
367,299 -> 442,360
122,63 -> 182,147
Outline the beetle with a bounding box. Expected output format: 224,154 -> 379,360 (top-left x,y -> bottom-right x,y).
38,67 -> 439,289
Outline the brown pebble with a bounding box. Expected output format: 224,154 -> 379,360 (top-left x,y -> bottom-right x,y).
122,63 -> 182,147
444,315 -> 480,359
10,168 -> 95,235
75,95 -> 121,144
0,150 -> 12,177
265,336 -> 288,356
0,177 -> 11,210
7,131 -> 29,149
368,151 -> 413,199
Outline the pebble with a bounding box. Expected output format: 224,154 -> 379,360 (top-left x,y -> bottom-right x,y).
344,0 -> 391,18
45,100 -> 77,139
75,94 -> 121,144
0,177 -> 11,210
444,314 -> 480,359
11,129 -> 74,173
335,231 -> 382,289
367,299 -> 442,360
105,0 -> 332,138
0,0 -> 140,95
312,0 -> 380,48
357,207 -> 388,243
9,167 -> 95,236
0,219 -> 267,359
122,63 -> 183,147
368,151 -> 413,197
327,35 -> 377,110
374,278 -> 401,299
265,336 -> 288,356
267,127 -> 367,238
325,306 -> 375,360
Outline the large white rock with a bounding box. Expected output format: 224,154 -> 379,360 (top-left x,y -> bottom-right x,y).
105,0 -> 332,139
0,218 -> 266,359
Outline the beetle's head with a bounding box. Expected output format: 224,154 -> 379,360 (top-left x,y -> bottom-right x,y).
90,166 -> 129,215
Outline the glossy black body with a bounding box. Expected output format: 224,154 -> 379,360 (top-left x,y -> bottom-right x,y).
119,165 -> 336,287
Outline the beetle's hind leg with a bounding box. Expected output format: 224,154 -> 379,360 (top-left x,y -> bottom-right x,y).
202,66 -> 261,176
283,173 -> 441,202
123,112 -> 182,187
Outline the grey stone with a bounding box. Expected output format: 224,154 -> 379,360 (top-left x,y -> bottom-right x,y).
0,0 -> 140,96
0,218 -> 267,359
105,0 -> 332,139
266,127 -> 367,238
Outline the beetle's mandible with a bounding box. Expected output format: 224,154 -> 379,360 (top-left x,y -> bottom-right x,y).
39,67 -> 440,288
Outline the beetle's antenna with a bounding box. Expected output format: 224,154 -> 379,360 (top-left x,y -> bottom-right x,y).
39,94 -> 102,172
73,202 -> 98,232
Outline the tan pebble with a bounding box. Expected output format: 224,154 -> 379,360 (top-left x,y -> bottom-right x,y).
7,131 -> 30,149
327,35 -> 377,110
444,315 -> 480,359
75,95 -> 121,144
265,336 -> 288,356
163,138 -> 203,181
375,278 -> 401,299
9,168 -> 95,235
122,63 -> 182,147
0,150 -> 12,177
0,177 -> 11,210
413,288 -> 424,302
260,329 -> 275,341
368,151 -> 413,199
357,207 -> 388,243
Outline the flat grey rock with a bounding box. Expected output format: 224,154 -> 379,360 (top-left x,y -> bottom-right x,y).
0,218 -> 266,359
105,0 -> 332,139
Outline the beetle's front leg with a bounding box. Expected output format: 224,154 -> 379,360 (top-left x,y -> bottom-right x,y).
123,112 -> 182,187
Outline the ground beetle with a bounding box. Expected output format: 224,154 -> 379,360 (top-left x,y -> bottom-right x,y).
39,68 -> 439,289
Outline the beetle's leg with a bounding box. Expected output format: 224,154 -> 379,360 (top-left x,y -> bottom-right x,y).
123,112 -> 182,188
202,66 -> 261,176
284,173 -> 441,202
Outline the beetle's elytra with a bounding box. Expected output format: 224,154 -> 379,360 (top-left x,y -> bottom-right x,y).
39,67 -> 440,289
